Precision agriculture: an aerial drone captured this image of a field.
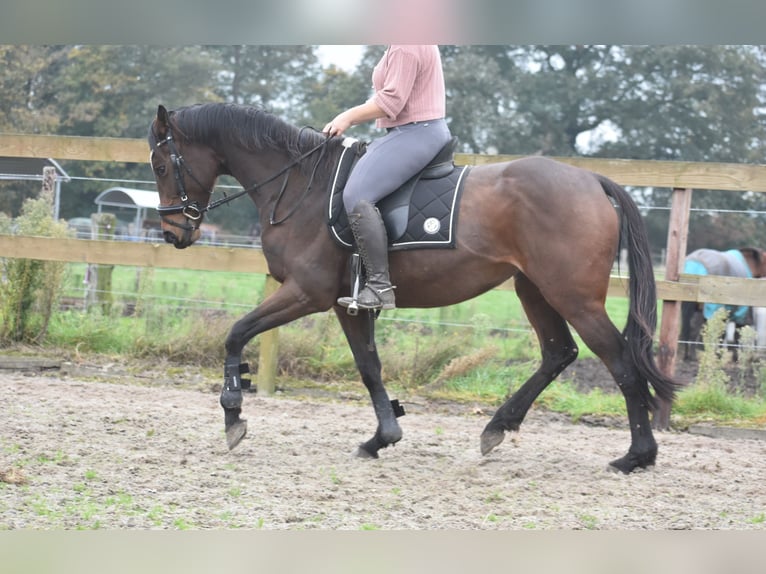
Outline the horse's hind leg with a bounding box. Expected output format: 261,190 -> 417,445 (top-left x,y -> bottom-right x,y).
334,307 -> 403,458
481,274 -> 579,455
566,310 -> 658,473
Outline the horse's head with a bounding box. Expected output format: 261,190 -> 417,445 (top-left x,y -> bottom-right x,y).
148,105 -> 220,249
741,247 -> 766,278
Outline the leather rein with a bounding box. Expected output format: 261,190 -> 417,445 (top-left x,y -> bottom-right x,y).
152,123 -> 331,232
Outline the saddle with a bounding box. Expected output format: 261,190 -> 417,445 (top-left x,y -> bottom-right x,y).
327,137 -> 470,251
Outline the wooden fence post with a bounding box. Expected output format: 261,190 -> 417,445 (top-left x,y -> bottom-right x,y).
654,187 -> 693,430
257,275 -> 280,395
41,166 -> 56,207
87,213 -> 116,313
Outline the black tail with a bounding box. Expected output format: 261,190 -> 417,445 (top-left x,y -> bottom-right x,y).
596,174 -> 679,406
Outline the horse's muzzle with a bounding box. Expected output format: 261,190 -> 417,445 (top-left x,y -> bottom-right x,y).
163,230 -> 180,246
163,229 -> 197,249
160,213 -> 201,248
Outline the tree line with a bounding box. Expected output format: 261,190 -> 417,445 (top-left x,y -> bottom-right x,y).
2,45 -> 766,253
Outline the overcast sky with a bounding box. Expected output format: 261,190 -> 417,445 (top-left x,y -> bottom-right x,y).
316,45 -> 364,71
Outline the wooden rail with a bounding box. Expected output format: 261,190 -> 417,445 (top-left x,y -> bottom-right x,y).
0,235 -> 270,274
3,133 -> 766,192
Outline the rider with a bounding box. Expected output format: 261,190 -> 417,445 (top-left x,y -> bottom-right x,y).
323,45 -> 452,311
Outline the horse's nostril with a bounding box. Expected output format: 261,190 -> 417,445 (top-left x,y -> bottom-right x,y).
163,231 -> 176,244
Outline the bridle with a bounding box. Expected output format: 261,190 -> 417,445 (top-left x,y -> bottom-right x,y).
151,120 -> 331,235
151,127 -> 210,233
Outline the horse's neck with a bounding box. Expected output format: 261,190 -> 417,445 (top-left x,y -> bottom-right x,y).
226,143 -> 333,226
220,146 -> 279,203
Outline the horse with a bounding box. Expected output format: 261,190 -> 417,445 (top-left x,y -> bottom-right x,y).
147,102 -> 678,474
680,247 -> 766,362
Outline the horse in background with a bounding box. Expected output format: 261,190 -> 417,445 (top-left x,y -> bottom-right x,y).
680,247 -> 766,361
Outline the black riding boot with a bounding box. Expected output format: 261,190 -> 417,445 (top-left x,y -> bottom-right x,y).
337,200 -> 396,311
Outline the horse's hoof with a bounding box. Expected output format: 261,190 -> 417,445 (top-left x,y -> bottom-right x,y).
226,420 -> 248,450
480,429 -> 505,455
608,452 -> 655,474
354,444 -> 379,459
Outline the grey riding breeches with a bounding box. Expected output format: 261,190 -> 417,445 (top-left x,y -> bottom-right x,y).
342,118 -> 451,213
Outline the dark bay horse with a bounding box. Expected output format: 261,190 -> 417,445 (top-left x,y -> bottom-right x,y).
148,103 -> 677,474
680,247 -> 766,361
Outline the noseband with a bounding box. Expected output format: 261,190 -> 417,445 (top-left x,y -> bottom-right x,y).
152,128 -> 210,233
151,121 -> 331,235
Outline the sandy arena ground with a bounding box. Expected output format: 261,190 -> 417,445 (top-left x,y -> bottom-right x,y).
1,366 -> 765,530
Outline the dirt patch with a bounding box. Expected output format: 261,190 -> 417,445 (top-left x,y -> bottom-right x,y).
1,365 -> 765,530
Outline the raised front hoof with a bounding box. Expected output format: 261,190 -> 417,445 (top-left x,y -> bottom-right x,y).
480,429 -> 506,455
225,420 -> 248,450
608,451 -> 656,474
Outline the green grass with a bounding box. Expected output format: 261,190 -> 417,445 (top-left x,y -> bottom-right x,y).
55,263 -> 630,357
538,383 -> 628,421
670,311 -> 766,423
674,381 -> 766,422
61,264 -> 266,309
18,488 -> 155,529
578,514 -> 599,530
438,360 -> 537,403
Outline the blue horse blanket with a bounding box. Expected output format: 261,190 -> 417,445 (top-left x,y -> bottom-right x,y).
683,248 -> 752,324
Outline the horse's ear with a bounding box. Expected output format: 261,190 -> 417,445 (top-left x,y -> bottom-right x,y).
157,105 -> 170,128
154,105 -> 172,140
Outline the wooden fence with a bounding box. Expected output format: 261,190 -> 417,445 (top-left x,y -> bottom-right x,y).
2,133 -> 766,418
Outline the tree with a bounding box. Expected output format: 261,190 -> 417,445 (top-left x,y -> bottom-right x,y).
0,45 -> 66,134
301,65 -> 372,134
440,45 -> 766,251
601,45 -> 766,163
49,46 -> 222,222
601,46 -> 766,252
52,45 -> 221,139
441,46 -> 514,153
210,45 -> 321,124
441,46 -> 624,156
301,45 -> 386,142
0,45 -> 68,217
441,45 -> 766,163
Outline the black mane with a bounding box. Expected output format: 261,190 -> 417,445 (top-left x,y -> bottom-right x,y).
165,103 -> 330,162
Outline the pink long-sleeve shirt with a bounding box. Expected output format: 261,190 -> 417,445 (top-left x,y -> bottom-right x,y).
371,45 -> 446,129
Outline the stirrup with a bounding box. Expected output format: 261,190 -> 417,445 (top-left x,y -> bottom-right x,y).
338,285 -> 395,314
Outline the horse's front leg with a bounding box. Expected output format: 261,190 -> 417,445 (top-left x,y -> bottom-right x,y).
334,307 -> 403,458
221,280 -> 324,450
220,355 -> 249,450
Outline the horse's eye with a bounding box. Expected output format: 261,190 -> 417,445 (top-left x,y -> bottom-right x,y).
155,164 -> 167,177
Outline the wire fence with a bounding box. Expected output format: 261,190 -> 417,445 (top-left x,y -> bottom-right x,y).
62,273 -> 766,356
